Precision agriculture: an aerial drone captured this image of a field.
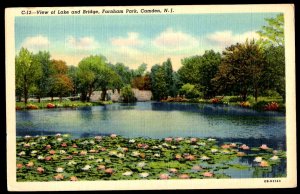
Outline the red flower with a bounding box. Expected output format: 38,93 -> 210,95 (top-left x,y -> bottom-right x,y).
61,143 -> 67,147
16,163 -> 23,169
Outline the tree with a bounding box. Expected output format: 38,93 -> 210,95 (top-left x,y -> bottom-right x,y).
132,63 -> 147,77
67,66 -> 80,96
15,48 -> 42,104
150,65 -> 168,100
110,62 -> 132,93
32,51 -> 52,103
257,13 -> 284,47
179,83 -> 202,99
178,50 -> 221,98
162,58 -> 175,96
120,85 -> 136,103
212,40 -> 266,102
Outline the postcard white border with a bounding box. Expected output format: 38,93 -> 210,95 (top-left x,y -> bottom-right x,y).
6,4 -> 296,191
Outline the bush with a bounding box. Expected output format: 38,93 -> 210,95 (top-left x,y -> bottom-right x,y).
47,103 -> 55,108
26,104 -> 39,110
264,102 -> 280,111
210,97 -> 223,104
228,96 -> 244,102
120,85 -> 136,103
179,84 -> 203,99
239,101 -> 251,107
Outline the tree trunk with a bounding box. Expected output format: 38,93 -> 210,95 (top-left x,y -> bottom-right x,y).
254,87 -> 258,102
81,92 -> 87,102
24,81 -> 28,104
101,89 -> 107,101
38,96 -> 41,103
59,94 -> 62,102
87,87 -> 93,102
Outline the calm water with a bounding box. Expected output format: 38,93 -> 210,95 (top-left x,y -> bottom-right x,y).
16,102 -> 287,178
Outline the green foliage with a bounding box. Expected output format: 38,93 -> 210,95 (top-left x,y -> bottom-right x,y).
120,85 -> 136,103
15,48 -> 43,104
179,83 -> 203,99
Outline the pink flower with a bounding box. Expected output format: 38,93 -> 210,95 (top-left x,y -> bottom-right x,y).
97,165 -> 106,170
110,134 -> 117,138
192,165 -> 202,171
190,138 -> 197,143
137,143 -> 149,149
240,144 -> 250,150
259,160 -> 269,167
175,137 -> 183,142
89,149 -> 98,153
45,145 -> 51,150
72,144 -> 78,148
54,174 -> 64,181
164,137 -> 173,143
37,167 -> 45,174
80,151 -> 87,156
61,143 -> 67,147
203,172 -> 213,177
260,144 -> 269,150
45,156 -> 52,161
178,174 -> 190,179
175,154 -> 182,160
168,168 -> 178,173
70,176 -> 78,181
49,150 -> 56,155
230,143 -> 237,148
159,174 -> 170,180
221,144 -> 230,149
16,163 -> 23,169
105,168 -> 114,174
26,161 -> 34,168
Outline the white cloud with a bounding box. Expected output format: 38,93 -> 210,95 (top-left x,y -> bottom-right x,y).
111,32 -> 144,47
66,36 -> 100,50
153,28 -> 199,51
21,35 -> 50,51
206,30 -> 260,48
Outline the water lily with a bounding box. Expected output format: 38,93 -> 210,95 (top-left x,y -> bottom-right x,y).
164,137 -> 173,142
24,135 -> 31,139
207,138 -> 216,141
97,164 -> 106,170
139,172 -> 149,178
221,149 -> 230,154
191,145 -> 198,149
31,142 -> 37,146
95,136 -> 102,141
201,155 -> 210,160
117,153 -> 125,158
168,168 -> 178,173
80,150 -> 87,156
273,150 -> 278,155
221,144 -> 230,149
190,137 -> 197,143
192,165 -> 202,171
184,155 -> 196,161
254,157 -> 263,162
70,176 -> 78,181
72,144 -> 78,148
131,151 -> 140,157
96,158 -> 103,163
175,154 -> 182,160
18,151 -> 25,156
59,150 -> 66,155
260,144 -> 269,150
89,140 -> 95,144
178,174 -> 190,179
175,137 -> 183,142
162,143 -> 169,147
237,152 -> 246,157
16,163 -> 23,169
137,162 -> 146,168
54,174 -> 64,181
40,136 -> 47,140
56,167 -> 64,173
152,146 -> 159,149
270,155 -> 279,161
68,160 -> 77,166
37,155 -> 45,160
230,143 -> 237,147
49,150 -> 56,155
197,142 -> 206,146
122,147 -> 128,152
57,138 -> 63,142
61,143 -> 67,147
122,171 -> 133,176
45,156 -> 52,161
171,145 -> 177,149
26,161 -> 34,167
110,134 -> 117,138
129,139 -> 135,143
45,145 -> 51,150
82,165 -> 92,171
55,133 -> 62,137
259,160 -> 269,167
137,143 -> 149,149
105,168 -> 114,174
37,167 -> 44,174
203,172 -> 213,177
211,148 -> 218,153
154,153 -> 160,157
240,144 -> 250,150
88,155 -> 95,160
23,143 -> 30,148
109,150 -> 118,156
159,174 -> 170,180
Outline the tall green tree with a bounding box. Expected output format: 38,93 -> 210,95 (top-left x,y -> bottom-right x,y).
150,64 -> 168,100
15,48 -> 42,104
212,40 -> 266,102
257,13 -> 284,47
67,66 -> 80,96
162,58 -> 175,96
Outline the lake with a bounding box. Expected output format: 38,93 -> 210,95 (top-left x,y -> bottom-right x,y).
16,102 -> 287,178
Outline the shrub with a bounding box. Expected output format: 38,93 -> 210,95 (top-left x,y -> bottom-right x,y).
264,102 -> 279,111
26,104 -> 38,110
239,101 -> 251,107
210,97 -> 223,104
120,85 -> 136,103
47,103 -> 55,108
179,84 -> 203,99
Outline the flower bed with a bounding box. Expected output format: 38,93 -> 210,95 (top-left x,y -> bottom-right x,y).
16,134 -> 286,181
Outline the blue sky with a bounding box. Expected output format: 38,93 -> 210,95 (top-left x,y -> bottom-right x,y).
15,13 -> 279,70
